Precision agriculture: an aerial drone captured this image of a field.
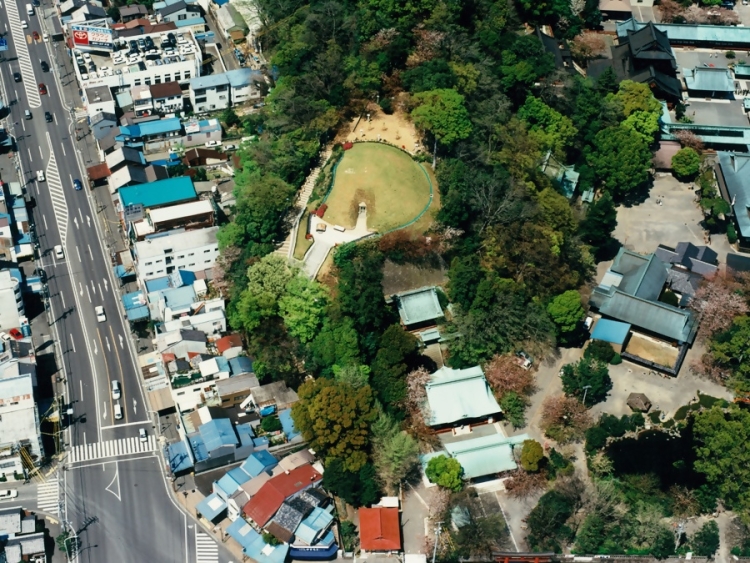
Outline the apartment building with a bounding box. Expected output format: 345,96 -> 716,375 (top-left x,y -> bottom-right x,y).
133,226 -> 220,284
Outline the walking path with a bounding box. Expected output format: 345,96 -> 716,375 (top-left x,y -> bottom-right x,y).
275,145 -> 333,258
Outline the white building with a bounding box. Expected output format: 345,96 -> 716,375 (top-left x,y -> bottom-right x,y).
73,29 -> 202,90
161,308 -> 226,335
189,74 -> 230,113
0,270 -> 25,332
0,359 -> 42,460
133,226 -> 220,284
225,68 -> 264,105
84,85 -> 117,116
150,81 -> 184,115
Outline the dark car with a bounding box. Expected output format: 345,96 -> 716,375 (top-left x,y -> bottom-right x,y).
13,72 -> 21,82
73,179 -> 82,191
137,38 -> 146,49
44,111 -> 52,123
38,83 -> 46,95
32,31 -> 39,41
32,0 -> 40,5
40,61 -> 49,72
144,36 -> 154,49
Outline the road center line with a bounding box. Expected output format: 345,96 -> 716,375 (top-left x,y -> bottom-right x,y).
79,377 -> 82,400
85,285 -> 91,303
39,146 -> 43,160
61,143 -> 65,156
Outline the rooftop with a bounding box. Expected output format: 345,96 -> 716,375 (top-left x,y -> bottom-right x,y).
395,286 -> 443,326
150,80 -> 183,99
243,464 -> 322,527
618,17 -> 750,46
295,506 -> 334,545
591,319 -> 632,346
425,366 -> 502,427
443,432 -> 529,479
189,73 -> 230,90
119,176 -> 197,208
118,117 -> 182,139
196,491 -> 227,521
225,67 -> 264,88
684,66 -> 734,93
135,226 -> 218,260
359,507 -> 401,552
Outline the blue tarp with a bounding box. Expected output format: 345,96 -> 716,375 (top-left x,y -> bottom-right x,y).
591,319 -> 632,346
279,408 -> 300,440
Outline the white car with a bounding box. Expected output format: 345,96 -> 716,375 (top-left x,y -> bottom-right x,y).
21,20 -> 28,29
42,32 -> 48,42
0,489 -> 18,500
95,306 -> 106,323
205,140 -> 221,147
54,245 -> 64,260
36,170 -> 45,182
139,428 -> 147,443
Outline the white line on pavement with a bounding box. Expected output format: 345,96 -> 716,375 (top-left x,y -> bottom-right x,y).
76,246 -> 81,262
27,147 -> 32,161
43,215 -> 48,229
78,377 -> 82,400
60,291 -> 65,309
85,285 -> 91,303
61,143 -> 65,156
72,335 -> 77,354
39,146 -> 43,160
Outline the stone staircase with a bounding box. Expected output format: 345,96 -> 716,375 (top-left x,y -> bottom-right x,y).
275,145 -> 333,258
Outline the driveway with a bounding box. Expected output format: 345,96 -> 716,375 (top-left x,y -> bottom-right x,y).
303,212 -> 372,278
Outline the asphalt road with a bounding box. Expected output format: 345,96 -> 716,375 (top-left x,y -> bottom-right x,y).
0,1 -> 230,561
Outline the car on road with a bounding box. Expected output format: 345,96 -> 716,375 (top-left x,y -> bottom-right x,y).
44,111 -> 52,123
73,179 -> 82,191
114,402 -> 123,420
54,245 -> 64,260
13,72 -> 21,82
32,31 -> 39,41
95,306 -> 106,322
223,144 -> 237,151
139,428 -> 147,443
0,489 -> 18,500
112,380 -> 121,400
40,61 -> 49,72
205,140 -> 221,147
43,32 -> 48,42
21,21 -> 27,29
38,83 -> 46,95
24,110 -> 31,120
36,170 -> 44,182
0,333 -> 11,342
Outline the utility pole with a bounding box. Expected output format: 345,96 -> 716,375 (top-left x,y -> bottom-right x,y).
582,385 -> 592,405
432,521 -> 443,563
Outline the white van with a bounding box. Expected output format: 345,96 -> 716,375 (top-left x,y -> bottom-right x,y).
111,380 -> 121,400
26,3 -> 34,15
114,402 -> 123,420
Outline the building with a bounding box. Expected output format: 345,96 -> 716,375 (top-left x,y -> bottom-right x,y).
243,464 -> 323,528
84,85 -> 116,115
116,117 -> 184,154
440,433 -> 530,480
618,17 -> 750,49
225,68 -> 265,104
0,269 -> 26,333
133,226 -> 220,283
90,111 -> 118,140
226,518 -> 289,563
150,81 -> 185,115
216,334 -> 243,359
425,366 -> 502,429
540,150 -> 580,199
119,4 -> 148,22
684,67 -> 734,99
655,242 -> 718,305
183,118 -> 223,147
599,0 -> 633,20
0,359 -> 42,461
130,199 -> 215,240
157,0 -> 202,23
359,507 -> 401,553
716,152 -> 750,249
590,319 -> 632,353
392,286 -> 444,343
189,74 -> 231,113
72,29 -> 202,90
117,176 -> 198,218
181,412 -> 257,473
588,21 -> 680,101
183,148 -> 228,167
216,3 -> 249,42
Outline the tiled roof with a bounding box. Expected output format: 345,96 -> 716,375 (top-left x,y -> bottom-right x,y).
359,507 -> 401,552
243,464 -> 322,527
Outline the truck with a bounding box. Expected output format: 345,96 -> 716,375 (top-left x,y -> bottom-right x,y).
26,3 -> 34,15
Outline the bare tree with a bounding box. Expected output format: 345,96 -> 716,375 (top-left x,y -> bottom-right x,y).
569,33 -> 607,65
540,395 -> 592,444
471,178 -> 530,235
212,245 -> 242,297
504,469 -> 547,499
690,273 -> 750,342
683,4 -> 708,23
657,0 -> 685,22
483,354 -> 535,397
674,129 -> 705,152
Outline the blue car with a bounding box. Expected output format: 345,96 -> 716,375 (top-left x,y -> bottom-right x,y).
73,179 -> 82,191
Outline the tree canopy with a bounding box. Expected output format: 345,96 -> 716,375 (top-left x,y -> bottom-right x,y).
560,357 -> 612,405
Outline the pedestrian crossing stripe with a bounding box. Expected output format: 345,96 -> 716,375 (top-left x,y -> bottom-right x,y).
4,0 -> 42,108
44,134 -> 69,246
36,479 -> 59,515
195,531 -> 219,563
68,435 -> 158,464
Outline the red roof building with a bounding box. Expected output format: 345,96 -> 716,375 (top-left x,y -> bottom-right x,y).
216,334 -> 243,356
243,464 -> 322,527
359,507 -> 401,552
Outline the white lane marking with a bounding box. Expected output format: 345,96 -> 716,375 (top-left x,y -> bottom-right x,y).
85,285 -> 91,303
105,336 -> 110,352
73,216 -> 78,229
132,399 -> 137,415
86,215 -> 91,228
78,282 -> 83,296
61,143 -> 65,156
93,339 -> 98,355
21,119 -> 25,132
72,335 -> 77,354
43,214 -> 48,229
98,283 -> 102,295
76,246 -> 81,262
88,244 -> 92,257
60,291 -> 65,308
103,278 -> 108,292
102,401 -> 106,419
79,377 -> 82,398
78,208 -> 83,222
118,334 -> 123,349
39,146 -> 43,160
105,462 -> 121,501
91,281 -> 96,294
27,147 -> 32,161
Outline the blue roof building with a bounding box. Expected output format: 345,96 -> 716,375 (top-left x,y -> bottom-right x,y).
425,366 -> 502,428
226,518 -> 291,563
144,270 -> 197,293
196,492 -> 227,523
290,530 -> 338,560
229,356 -> 254,376
122,290 -> 149,322
225,68 -> 264,88
240,450 -> 278,478
294,507 -> 334,545
591,319 -> 631,347
201,418 -> 238,452
442,433 -> 529,480
116,117 -> 183,145
278,409 -> 300,441
216,470 -> 251,500
190,74 -> 230,90
119,177 -> 197,209
166,441 -> 194,475
176,16 -> 206,28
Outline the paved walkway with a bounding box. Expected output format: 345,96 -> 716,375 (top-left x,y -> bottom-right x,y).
276,145 -> 333,258
302,211 -> 373,278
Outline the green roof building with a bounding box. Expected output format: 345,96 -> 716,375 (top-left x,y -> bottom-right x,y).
425,366 -> 502,429
443,433 -> 529,480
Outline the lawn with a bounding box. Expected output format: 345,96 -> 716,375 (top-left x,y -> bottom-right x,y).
323,143 -> 432,232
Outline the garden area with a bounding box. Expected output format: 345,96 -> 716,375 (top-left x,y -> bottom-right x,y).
323,143 -> 433,232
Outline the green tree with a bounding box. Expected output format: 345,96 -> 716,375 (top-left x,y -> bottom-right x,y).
500,391 -> 527,429
693,405 -> 750,512
608,80 -> 662,117
425,455 -> 464,491
518,96 -> 578,159
278,274 -> 329,344
707,316 -> 750,390
579,192 -> 618,248
447,255 -> 485,310
621,110 -> 660,145
307,318 -> 361,375
332,364 -> 370,389
520,439 -> 545,472
651,526 -> 677,559
262,532 -> 282,546
370,325 -> 420,413
574,513 -> 607,554
229,255 -> 294,333
672,147 -> 701,180
691,521 -> 720,557
411,88 -> 472,166
291,378 -> 378,471
586,126 -> 651,199
560,357 -> 612,405
261,415 -> 282,433
527,489 -> 575,552
547,290 -> 585,335
322,458 -> 381,508
371,412 -> 420,494
222,107 -> 241,128
584,340 -> 616,364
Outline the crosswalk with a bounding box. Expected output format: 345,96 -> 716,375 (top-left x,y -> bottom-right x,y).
36,479 -> 59,515
4,0 -> 42,108
195,531 -> 219,563
67,435 -> 158,464
44,132 -> 69,246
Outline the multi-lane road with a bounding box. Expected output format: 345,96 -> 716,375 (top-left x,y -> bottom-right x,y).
0,1 -> 228,560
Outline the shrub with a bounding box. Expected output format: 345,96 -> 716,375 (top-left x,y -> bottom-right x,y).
649,410 -> 662,424
520,440 -> 545,472
379,98 -> 393,114
261,415 -> 283,433
630,412 -> 645,428
660,289 -> 679,306
672,147 -> 701,180
728,223 -> 738,244
698,393 -> 728,409
610,353 -> 622,365
263,532 -> 281,546
425,455 -> 463,491
727,50 -> 737,59
691,521 -> 720,557
584,340 -> 615,363
500,391 -> 527,429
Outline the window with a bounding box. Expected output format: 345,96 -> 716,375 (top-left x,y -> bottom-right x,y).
185,71 -> 191,79
205,260 -> 211,264
188,253 -> 194,256
174,72 -> 181,81
178,255 -> 185,259
165,74 -> 172,82
154,76 -> 162,84
204,249 -> 211,253
177,391 -> 185,396
157,269 -> 164,273
210,104 -> 215,109
145,261 -> 153,265
216,85 -> 228,92
195,97 -> 206,104
189,263 -> 195,266
219,95 -> 226,100
178,13 -> 186,19
134,79 -> 141,86
145,77 -> 152,85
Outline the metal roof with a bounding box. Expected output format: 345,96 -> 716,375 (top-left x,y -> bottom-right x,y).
684,67 -> 734,93
591,319 -> 631,345
718,151 -> 750,238
167,440 -> 194,472
225,68 -> 264,88
199,418 -> 238,452
119,176 -> 196,208
618,18 -> 750,46
189,73 -> 229,90
396,286 -> 443,326
196,492 -> 227,521
444,433 -> 529,479
240,450 -> 278,478
118,117 -> 182,138
295,507 -> 334,545
425,366 -> 502,427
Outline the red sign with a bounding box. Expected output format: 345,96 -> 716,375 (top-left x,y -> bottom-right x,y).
73,29 -> 89,45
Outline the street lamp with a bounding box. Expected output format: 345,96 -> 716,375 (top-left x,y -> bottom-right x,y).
582,385 -> 592,405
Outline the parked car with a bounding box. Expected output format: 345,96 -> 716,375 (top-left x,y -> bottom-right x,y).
95,306 -> 106,323
204,140 -> 221,147
515,351 -> 533,370
0,489 -> 18,500
38,83 -> 46,95
13,72 -> 21,82
44,111 -> 52,123
223,144 -> 237,151
73,179 -> 82,191
42,32 -> 48,42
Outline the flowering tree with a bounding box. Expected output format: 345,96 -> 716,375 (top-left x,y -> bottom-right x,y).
540,395 -> 593,443
483,354 -> 535,397
505,469 -> 548,499
690,273 -> 749,342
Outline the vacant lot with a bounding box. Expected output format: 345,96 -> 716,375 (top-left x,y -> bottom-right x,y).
324,143 -> 432,232
624,333 -> 679,369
